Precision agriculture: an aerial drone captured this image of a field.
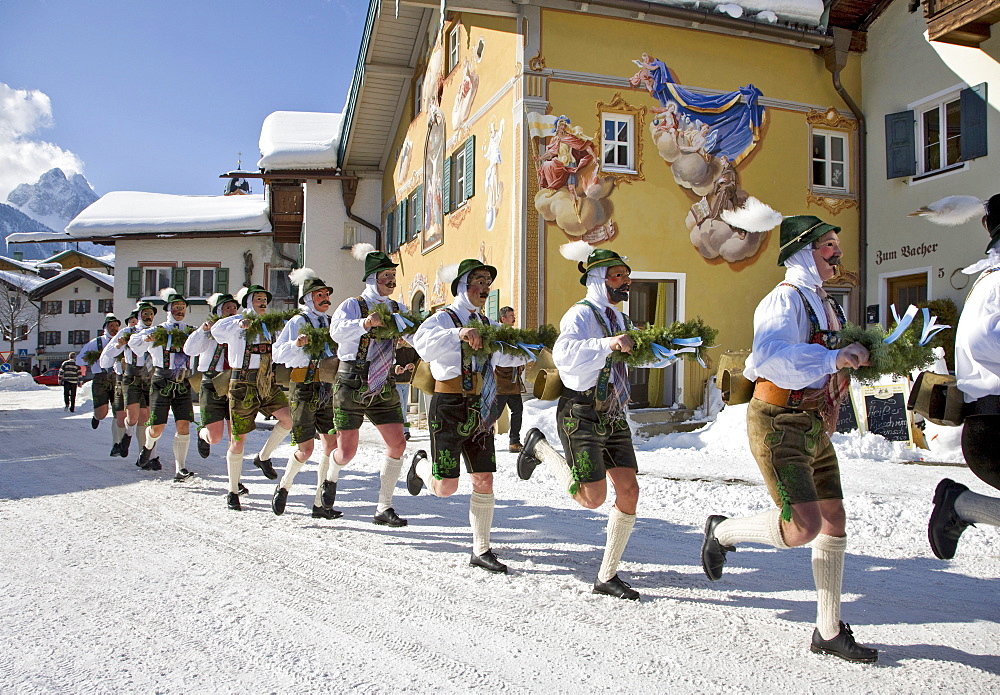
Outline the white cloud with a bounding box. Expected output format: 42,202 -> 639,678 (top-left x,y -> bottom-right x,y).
0,82 -> 85,201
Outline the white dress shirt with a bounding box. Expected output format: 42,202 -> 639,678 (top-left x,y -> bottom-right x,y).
955,264 -> 1000,402
274,309 -> 332,368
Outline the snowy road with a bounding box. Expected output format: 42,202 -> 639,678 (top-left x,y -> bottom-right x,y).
0,383 -> 997,693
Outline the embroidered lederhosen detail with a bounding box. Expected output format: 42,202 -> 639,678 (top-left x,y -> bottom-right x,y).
235,329 -> 272,381
777,283 -> 845,408
577,300 -> 634,409
442,308 -> 477,393
354,296 -> 400,368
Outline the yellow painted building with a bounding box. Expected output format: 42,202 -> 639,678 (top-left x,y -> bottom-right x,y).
339,1 -> 866,410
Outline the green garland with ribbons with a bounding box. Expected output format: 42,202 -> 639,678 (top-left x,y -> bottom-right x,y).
464,322 -> 559,361
613,317 -> 719,369
838,320 -> 935,384
297,323 -> 339,360
366,303 -> 426,340
243,309 -> 300,343
150,325 -> 196,348
82,350 -> 101,366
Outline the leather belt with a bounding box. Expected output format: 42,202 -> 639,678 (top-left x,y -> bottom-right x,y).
434,375 -> 480,395
964,394 -> 1000,417
753,378 -> 822,411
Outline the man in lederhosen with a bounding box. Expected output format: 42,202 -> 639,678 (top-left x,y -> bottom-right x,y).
327,245 -> 410,527
183,292 -> 240,466
130,288 -> 197,481
99,309 -> 138,457
407,259 -> 529,572
271,268 -> 341,519
77,313 -> 122,449
211,284 -> 293,505
699,215 -> 877,662
104,302 -> 159,465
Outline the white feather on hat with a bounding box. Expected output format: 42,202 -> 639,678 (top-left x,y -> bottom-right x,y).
559,240 -> 595,263
234,286 -> 249,304
351,242 -> 375,261
289,267 -> 317,287
207,292 -> 223,309
721,197 -> 783,233
159,287 -> 177,302
907,195 -> 985,226
437,263 -> 461,285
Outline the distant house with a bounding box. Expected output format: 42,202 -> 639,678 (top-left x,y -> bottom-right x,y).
38,249 -> 115,275
29,267 -> 115,371
0,269 -> 46,372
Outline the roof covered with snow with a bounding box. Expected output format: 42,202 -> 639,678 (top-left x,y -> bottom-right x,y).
30,267 -> 114,296
648,0 -> 825,25
0,268 -> 46,291
58,192 -> 270,239
257,111 -> 342,171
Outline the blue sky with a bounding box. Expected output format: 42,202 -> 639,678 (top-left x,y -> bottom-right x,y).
0,0 -> 366,198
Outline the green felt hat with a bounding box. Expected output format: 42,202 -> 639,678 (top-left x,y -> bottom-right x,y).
777,215 -> 840,266
210,293 -> 237,313
135,301 -> 158,318
364,251 -> 398,281
450,259 -> 497,296
241,284 -> 272,308
158,287 -> 187,307
102,313 -> 120,328
577,248 -> 631,285
297,277 -> 333,304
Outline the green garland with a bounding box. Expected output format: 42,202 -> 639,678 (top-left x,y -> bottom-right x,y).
838,319 -> 935,384
82,350 -> 101,366
243,309 -> 299,343
464,322 -> 559,361
614,317 -> 719,369
366,303 -> 426,340
150,325 -> 196,348
297,323 -> 339,360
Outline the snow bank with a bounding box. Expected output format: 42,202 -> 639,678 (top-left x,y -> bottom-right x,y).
258,111 -> 342,170
0,372 -> 47,391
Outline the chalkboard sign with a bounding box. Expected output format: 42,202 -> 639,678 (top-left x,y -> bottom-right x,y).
862,385 -> 911,442
836,394 -> 859,433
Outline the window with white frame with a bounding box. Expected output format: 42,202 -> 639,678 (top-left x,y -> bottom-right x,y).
143,266 -> 172,298
452,147 -> 467,206
186,267 -> 216,298
68,330 -> 90,345
414,77 -> 423,117
447,25 -> 460,73
268,267 -> 293,301
602,113 -> 635,172
408,190 -> 420,241
812,129 -> 849,193
41,331 -> 60,346
919,93 -> 962,176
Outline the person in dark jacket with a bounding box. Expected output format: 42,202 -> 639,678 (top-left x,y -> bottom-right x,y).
59,352 -> 82,412
394,338 -> 419,440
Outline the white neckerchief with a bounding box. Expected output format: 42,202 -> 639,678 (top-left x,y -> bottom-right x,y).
361,277 -> 391,305
963,248 -> 1000,275
301,294 -> 328,324
783,247 -> 824,292
449,291 -> 481,321
583,267 -> 614,309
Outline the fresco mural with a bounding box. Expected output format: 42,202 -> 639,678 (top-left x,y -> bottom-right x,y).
451,58 -> 479,131
631,53 -> 768,263
483,117 -> 504,231
395,138 -> 413,186
422,38 -> 446,254
529,112 -> 617,244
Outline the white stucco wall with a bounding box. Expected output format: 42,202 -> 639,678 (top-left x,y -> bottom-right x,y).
37,277 -> 114,366
863,0 -> 999,320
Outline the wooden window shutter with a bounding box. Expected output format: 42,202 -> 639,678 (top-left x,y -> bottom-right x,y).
443,156 -> 453,214
960,83 -> 988,161
885,110 -> 916,179
464,135 -> 476,200
385,210 -> 394,251
170,267 -> 187,297
127,267 -> 141,298
398,198 -> 408,248
414,185 -> 424,234
215,268 -> 229,294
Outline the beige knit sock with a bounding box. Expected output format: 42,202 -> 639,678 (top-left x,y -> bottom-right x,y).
377,455 -> 404,513
314,453 -> 331,507
226,451 -> 243,494
172,433 -> 190,473
144,429 -> 161,452
598,507 -> 637,582
534,435 -> 576,495
812,534 -> 847,640
280,451 -> 306,490
469,492 -> 495,556
715,508 -> 790,549
955,489 -> 1000,527
259,424 -> 291,461
416,455 -> 439,496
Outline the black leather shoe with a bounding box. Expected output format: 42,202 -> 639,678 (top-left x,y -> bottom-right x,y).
404,431 -> 411,441
197,433 -> 211,459
407,451 -> 427,496
237,483 -> 249,496
321,480 -> 338,509
312,505 -> 343,519
517,428 -> 544,480
701,515 -> 735,581
173,468 -> 194,482
810,622 -> 878,663
110,442 -> 120,457
470,549 -> 508,574
147,457 -> 162,471
593,574 -> 640,601
119,433 -> 131,458
254,455 -> 278,480
271,486 -> 288,515
136,447 -> 151,469
226,492 -> 241,511
374,507 -> 408,527
928,478 -> 971,560
91,417 -> 99,429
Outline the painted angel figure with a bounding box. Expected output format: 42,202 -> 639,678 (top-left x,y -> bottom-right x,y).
536,116 -> 597,213
483,117 -> 504,231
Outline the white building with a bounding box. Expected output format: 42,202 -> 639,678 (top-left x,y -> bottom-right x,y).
30,267 -> 115,370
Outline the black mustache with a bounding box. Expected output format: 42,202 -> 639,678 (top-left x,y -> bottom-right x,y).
827,256 -> 842,265
479,291 -> 490,298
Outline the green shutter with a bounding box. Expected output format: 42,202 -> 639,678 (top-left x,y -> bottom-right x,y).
398,198 -> 408,248
464,135 -> 476,200
386,210 -> 394,251
960,83 -> 988,161
885,110 -> 916,179
414,185 -> 424,234
215,267 -> 229,294
486,289 -> 499,321
127,267 -> 141,298
443,155 -> 452,214
171,267 -> 187,297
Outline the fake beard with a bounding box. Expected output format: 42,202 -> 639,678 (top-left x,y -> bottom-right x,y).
607,283 -> 630,304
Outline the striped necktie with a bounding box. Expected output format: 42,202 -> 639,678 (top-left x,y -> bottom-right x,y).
605,307 -> 630,415
473,312 -> 499,433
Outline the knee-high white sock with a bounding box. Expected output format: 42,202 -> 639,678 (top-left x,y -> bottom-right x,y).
199,428 -> 212,444
715,508 -> 790,549
955,489 -> 1000,527
416,455 -> 439,497
326,449 -> 348,482
280,451 -> 306,490
470,492 -> 495,556
111,422 -> 123,445
125,421 -> 135,436
137,424 -> 146,450
173,434 -> 190,473
377,455 -> 404,513
144,429 -> 162,452
226,451 -> 242,494
535,436 -> 576,495
259,424 -> 291,461
811,533 -> 847,640
314,453 -> 331,507
598,507 -> 637,582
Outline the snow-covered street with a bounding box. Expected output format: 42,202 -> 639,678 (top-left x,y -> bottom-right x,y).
0,379 -> 996,693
